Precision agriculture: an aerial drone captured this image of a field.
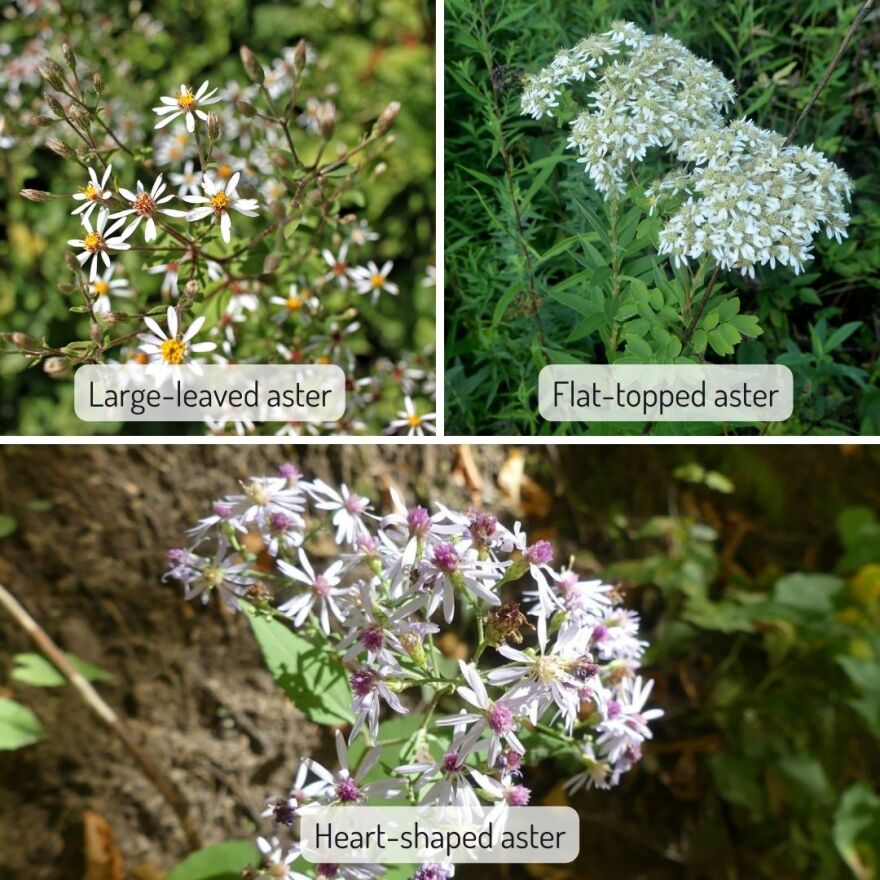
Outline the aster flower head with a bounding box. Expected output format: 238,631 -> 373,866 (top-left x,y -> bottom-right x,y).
71,164 -> 113,221
154,80 -> 221,132
110,174 -> 186,242
137,305 -> 217,385
68,208 -> 135,282
184,171 -> 260,243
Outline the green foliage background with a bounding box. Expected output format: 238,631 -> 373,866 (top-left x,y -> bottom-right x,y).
0,0 -> 435,435
445,0 -> 880,436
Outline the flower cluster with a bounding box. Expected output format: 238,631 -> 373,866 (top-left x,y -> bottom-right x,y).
168,466 -> 662,880
521,21 -> 852,276
3,7 -> 435,435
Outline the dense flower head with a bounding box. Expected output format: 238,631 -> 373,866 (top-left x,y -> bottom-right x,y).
522,21 -> 852,276
170,468 -> 662,873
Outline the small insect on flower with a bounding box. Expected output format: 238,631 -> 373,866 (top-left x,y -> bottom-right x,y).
67,208 -> 135,282
389,396 -> 436,437
89,265 -> 133,314
351,260 -> 398,304
153,81 -> 221,132
138,305 -> 217,385
71,164 -> 113,221
110,174 -> 187,242
183,171 -> 260,244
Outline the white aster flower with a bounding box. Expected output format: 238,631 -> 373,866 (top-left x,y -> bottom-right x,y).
351,260 -> 398,303
71,164 -> 113,221
88,264 -> 132,314
183,171 -> 260,243
137,305 -> 217,385
153,80 -> 221,132
168,159 -> 202,197
388,396 -> 436,437
110,174 -> 186,241
278,550 -> 348,634
67,209 -> 134,282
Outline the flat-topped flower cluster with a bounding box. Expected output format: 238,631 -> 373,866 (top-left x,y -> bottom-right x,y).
521,20 -> 852,277
167,465 -> 662,880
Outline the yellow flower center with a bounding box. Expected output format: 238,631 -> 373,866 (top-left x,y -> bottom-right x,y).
133,191 -> 156,216
176,91 -> 196,110
84,231 -> 104,253
82,183 -> 100,201
317,355 -> 331,365
132,352 -> 149,365
407,414 -> 422,428
534,656 -> 561,686
175,133 -> 191,147
287,296 -> 303,311
217,164 -> 233,179
210,192 -> 230,212
160,338 -> 186,364
93,280 -> 109,295
371,274 -> 385,288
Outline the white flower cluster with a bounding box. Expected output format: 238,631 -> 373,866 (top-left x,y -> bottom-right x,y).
521,21 -> 735,196
650,119 -> 853,276
167,466 -> 662,880
522,21 -> 853,276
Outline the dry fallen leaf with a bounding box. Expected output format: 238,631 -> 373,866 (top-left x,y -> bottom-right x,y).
452,445 -> 484,495
84,810 -> 125,880
498,449 -> 553,518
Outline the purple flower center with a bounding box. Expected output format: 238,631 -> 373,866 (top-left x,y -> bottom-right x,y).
407,505 -> 431,535
591,624 -> 609,644
317,866 -> 339,879
269,511 -> 290,532
526,540 -> 553,566
496,748 -> 522,773
212,501 -> 232,518
432,543 -> 460,573
468,510 -> 497,545
350,668 -> 376,697
488,702 -> 514,734
271,798 -> 296,827
357,534 -> 379,555
278,462 -> 300,481
335,778 -> 361,803
505,784 -> 531,806
313,575 -> 331,597
607,700 -> 622,720
360,625 -> 384,651
442,750 -> 463,774
167,548 -> 186,565
415,867 -> 451,880
344,494 -> 365,514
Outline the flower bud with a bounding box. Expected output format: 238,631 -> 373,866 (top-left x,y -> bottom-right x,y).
374,101 -> 400,135
240,46 -> 264,84
235,99 -> 257,118
20,189 -> 53,202
206,111 -> 221,141
399,632 -> 427,670
43,356 -> 70,378
46,136 -> 75,159
319,103 -> 337,140
68,105 -> 90,128
90,322 -> 103,343
39,60 -> 66,91
184,279 -> 200,298
9,332 -> 36,349
92,72 -> 104,94
293,39 -> 308,75
372,161 -> 388,178
31,115 -> 54,128
64,251 -> 83,272
44,92 -> 66,118
62,43 -> 77,71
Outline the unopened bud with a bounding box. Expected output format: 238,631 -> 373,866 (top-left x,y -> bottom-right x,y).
399,632 -> 426,670
10,332 -> 36,348
46,137 -> 76,160
293,39 -> 308,74
58,283 -> 74,294
206,111 -> 221,141
43,356 -> 70,378
62,43 -> 77,71
319,103 -> 337,140
90,322 -> 103,342
372,161 -> 388,178
236,99 -> 257,118
39,60 -> 65,91
68,105 -> 89,128
44,92 -> 66,118
240,46 -> 264,84
65,251 -> 83,272
184,279 -> 200,298
92,72 -> 104,94
374,101 -> 400,135
20,189 -> 53,203
32,115 -> 54,128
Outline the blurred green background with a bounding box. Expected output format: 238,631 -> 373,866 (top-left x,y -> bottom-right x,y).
445,0 -> 880,435
0,0 -> 435,434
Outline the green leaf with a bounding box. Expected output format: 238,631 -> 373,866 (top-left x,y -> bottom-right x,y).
824,321 -> 862,353
166,841 -> 260,880
833,783 -> 880,878
729,314 -> 762,338
0,514 -> 17,538
244,605 -> 354,726
773,573 -> 845,613
0,698 -> 46,750
11,653 -> 114,688
624,334 -> 652,360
